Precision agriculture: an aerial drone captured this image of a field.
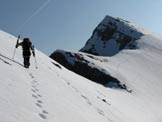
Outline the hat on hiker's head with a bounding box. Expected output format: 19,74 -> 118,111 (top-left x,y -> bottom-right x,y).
23,38 -> 30,42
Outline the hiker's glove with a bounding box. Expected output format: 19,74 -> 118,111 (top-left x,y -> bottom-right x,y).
15,44 -> 18,48
32,51 -> 35,57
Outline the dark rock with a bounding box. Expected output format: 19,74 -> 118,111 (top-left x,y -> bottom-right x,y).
50,50 -> 120,86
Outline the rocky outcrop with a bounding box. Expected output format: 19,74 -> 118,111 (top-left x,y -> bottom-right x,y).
50,50 -> 125,88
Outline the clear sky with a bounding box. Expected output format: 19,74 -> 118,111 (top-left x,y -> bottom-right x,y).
0,0 -> 162,55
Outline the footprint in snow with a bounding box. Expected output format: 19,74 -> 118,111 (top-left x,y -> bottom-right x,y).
81,95 -> 92,105
71,86 -> 79,92
95,107 -> 105,116
33,80 -> 38,83
30,79 -> 49,120
32,94 -> 38,99
67,82 -> 70,85
42,110 -> 48,114
32,85 -> 37,88
35,88 -> 39,92
37,94 -> 42,98
32,81 -> 39,86
36,103 -> 43,108
97,96 -> 111,105
37,100 -> 43,104
31,89 -> 37,93
39,110 -> 48,120
29,73 -> 34,79
39,113 -> 47,119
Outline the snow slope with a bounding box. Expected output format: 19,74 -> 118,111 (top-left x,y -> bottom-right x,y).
0,30 -> 162,122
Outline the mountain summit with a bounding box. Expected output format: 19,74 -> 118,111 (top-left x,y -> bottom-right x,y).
80,15 -> 150,56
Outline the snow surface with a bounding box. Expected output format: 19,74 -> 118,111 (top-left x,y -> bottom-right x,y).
0,30 -> 162,122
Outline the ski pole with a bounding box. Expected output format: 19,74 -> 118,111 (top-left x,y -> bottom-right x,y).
32,45 -> 38,69
12,35 -> 20,59
34,56 -> 38,69
12,48 -> 16,59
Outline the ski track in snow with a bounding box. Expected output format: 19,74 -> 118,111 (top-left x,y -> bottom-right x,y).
0,53 -> 24,67
29,73 -> 49,121
0,57 -> 12,65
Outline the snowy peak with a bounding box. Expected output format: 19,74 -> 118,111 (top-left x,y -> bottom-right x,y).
80,15 -> 150,56
98,15 -> 143,38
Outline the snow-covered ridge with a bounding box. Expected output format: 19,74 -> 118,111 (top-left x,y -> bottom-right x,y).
80,15 -> 153,56
50,49 -> 130,91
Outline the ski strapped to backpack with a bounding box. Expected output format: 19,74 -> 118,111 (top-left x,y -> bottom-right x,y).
12,35 -> 20,59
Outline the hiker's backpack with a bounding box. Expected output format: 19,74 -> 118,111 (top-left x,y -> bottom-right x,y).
23,38 -> 32,51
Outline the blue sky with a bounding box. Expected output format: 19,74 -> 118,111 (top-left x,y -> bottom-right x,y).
0,0 -> 162,55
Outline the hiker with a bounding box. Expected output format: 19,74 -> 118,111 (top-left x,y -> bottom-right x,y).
16,38 -> 35,68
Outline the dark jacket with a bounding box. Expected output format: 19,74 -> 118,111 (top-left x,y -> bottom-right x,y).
16,38 -> 34,57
